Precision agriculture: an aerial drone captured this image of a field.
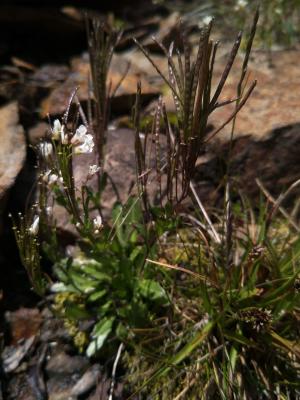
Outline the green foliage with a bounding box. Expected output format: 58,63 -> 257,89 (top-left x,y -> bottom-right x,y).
165,0 -> 300,52
11,213 -> 46,296
126,205 -> 300,399
232,0 -> 300,50
51,198 -> 170,357
184,0 -> 300,50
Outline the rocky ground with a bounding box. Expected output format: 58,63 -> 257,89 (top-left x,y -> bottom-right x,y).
1,2 -> 300,399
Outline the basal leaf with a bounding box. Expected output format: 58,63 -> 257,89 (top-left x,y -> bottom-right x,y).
86,317 -> 115,357
87,289 -> 107,302
138,279 -> 169,304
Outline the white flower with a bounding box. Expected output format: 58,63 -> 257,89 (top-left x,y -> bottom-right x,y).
51,282 -> 69,292
88,164 -> 100,177
42,170 -> 51,183
61,129 -> 68,145
45,206 -> 52,216
93,215 -> 103,233
48,174 -> 59,185
42,170 -> 62,186
202,15 -> 213,25
71,125 -> 88,145
74,134 -> 94,154
71,125 -> 94,154
52,119 -> 64,141
235,0 -> 247,10
29,215 -> 39,236
38,142 -> 53,159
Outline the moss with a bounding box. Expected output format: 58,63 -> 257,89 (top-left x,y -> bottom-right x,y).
73,330 -> 89,353
53,292 -> 84,313
53,292 -> 88,352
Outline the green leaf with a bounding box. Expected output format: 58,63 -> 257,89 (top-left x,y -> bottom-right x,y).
116,322 -> 128,340
223,330 -> 256,347
97,301 -> 113,317
229,345 -> 238,375
64,303 -> 90,320
199,282 -> 212,314
86,317 -> 115,357
82,265 -> 111,282
138,279 -> 169,304
129,247 -> 142,262
68,273 -> 98,293
269,330 -> 300,358
261,273 -> 298,306
87,289 -> 107,302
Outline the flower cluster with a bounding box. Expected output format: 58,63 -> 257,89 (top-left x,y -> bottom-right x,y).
202,15 -> 213,26
88,164 -> 101,178
42,170 -> 63,186
52,119 -> 67,143
51,119 -> 94,154
93,215 -> 103,234
248,245 -> 265,263
71,125 -> 94,154
239,308 -> 272,332
294,278 -> 300,293
29,215 -> 40,236
38,142 -> 53,159
234,0 -> 248,11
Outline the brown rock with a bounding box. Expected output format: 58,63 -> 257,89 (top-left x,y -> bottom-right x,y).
53,128 -> 168,237
194,123 -> 300,210
85,128 -> 168,211
142,12 -> 192,53
28,121 -> 49,145
138,47 -> 300,142
0,66 -> 24,103
0,102 -> 26,233
0,102 -> 25,199
30,64 -> 70,88
5,308 -> 42,344
41,53 -> 160,117
208,49 -> 300,140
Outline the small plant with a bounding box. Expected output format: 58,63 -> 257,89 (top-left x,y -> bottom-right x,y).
11,212 -> 46,296
13,104 -> 171,356
133,16 -> 256,204
12,11 -> 300,399
86,15 -> 125,166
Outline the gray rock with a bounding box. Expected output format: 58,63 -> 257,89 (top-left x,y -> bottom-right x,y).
71,365 -> 101,397
45,351 -> 89,378
2,337 -> 35,373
